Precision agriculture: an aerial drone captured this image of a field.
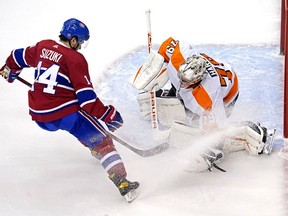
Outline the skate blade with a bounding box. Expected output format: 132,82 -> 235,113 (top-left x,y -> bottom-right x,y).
263,129 -> 276,155
124,188 -> 140,203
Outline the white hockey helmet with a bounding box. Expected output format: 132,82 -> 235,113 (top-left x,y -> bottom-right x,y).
178,54 -> 207,88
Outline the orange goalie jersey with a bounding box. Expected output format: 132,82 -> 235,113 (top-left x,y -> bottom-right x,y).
157,37 -> 239,129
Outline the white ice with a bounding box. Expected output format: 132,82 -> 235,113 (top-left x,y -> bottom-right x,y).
0,0 -> 287,216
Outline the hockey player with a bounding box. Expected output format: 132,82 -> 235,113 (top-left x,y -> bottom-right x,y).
0,18 -> 139,202
131,36 -> 275,172
134,37 -> 238,130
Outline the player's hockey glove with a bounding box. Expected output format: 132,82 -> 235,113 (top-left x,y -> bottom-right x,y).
100,105 -> 123,132
0,65 -> 22,83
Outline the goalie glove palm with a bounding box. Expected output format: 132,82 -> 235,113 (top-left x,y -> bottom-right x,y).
100,105 -> 123,132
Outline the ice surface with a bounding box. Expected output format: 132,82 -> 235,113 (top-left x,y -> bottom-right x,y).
0,0 -> 286,215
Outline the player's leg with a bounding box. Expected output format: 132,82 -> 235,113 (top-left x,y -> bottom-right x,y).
36,111 -> 139,201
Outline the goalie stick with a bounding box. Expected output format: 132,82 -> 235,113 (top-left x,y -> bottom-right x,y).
145,9 -> 158,131
146,9 -> 152,53
145,10 -> 171,143
13,76 -> 169,157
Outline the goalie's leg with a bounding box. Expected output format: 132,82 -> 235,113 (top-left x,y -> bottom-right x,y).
137,91 -> 186,127
234,121 -> 276,155
222,121 -> 276,156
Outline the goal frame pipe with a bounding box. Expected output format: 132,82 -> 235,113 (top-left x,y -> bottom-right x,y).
280,0 -> 286,55
283,0 -> 288,137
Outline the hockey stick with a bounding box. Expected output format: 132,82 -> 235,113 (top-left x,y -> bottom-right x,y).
145,9 -> 159,132
145,10 -> 171,141
14,76 -> 168,157
146,9 -> 152,53
17,76 -> 32,88
109,132 -> 169,157
0,69 -> 32,88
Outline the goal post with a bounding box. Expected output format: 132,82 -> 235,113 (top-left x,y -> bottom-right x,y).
282,0 -> 288,137
281,0 -> 286,55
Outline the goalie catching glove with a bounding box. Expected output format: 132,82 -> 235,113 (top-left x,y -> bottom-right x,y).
0,65 -> 22,83
129,50 -> 169,92
100,105 -> 123,132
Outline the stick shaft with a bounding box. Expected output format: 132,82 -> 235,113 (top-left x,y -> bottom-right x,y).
145,9 -> 158,130
145,9 -> 152,53
17,76 -> 32,88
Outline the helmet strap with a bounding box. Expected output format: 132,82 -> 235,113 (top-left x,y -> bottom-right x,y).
185,80 -> 201,89
69,37 -> 80,50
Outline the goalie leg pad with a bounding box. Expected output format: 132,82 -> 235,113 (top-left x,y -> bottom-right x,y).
169,121 -> 201,149
137,92 -> 186,126
226,121 -> 266,156
221,137 -> 246,154
157,97 -> 186,127
137,91 -> 151,120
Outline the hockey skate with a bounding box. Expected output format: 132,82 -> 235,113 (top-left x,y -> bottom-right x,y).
186,148 -> 225,173
109,174 -> 140,203
201,148 -> 226,172
261,127 -> 276,155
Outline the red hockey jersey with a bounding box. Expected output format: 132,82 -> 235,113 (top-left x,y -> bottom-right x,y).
4,39 -> 108,122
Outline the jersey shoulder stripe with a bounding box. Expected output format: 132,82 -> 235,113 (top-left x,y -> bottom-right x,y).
13,48 -> 30,68
76,87 -> 96,107
29,99 -> 78,114
192,84 -> 212,110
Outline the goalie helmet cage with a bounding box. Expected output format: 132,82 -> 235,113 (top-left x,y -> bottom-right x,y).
281,0 -> 288,138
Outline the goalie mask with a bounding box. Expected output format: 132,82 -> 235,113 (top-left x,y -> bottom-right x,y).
178,55 -> 207,88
